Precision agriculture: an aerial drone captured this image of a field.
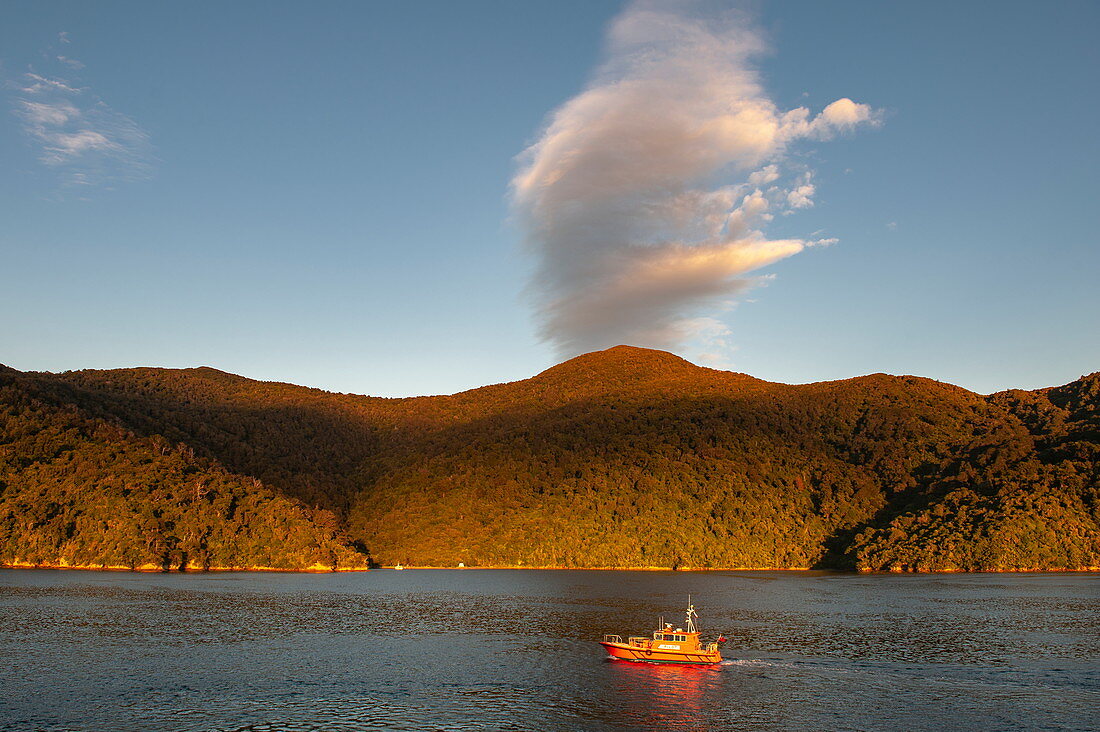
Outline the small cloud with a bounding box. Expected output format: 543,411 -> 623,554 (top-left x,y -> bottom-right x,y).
786,183 -> 815,210
886,221 -> 897,230
778,97 -> 882,142
818,97 -> 876,128
57,56 -> 84,70
40,129 -> 117,164
781,171 -> 815,213
748,164 -> 780,186
683,316 -> 738,369
21,72 -> 81,94
58,31 -> 71,44
20,99 -> 79,126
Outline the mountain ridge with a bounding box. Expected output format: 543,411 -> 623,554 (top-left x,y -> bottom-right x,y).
14,346 -> 1094,401
2,347 -> 1097,572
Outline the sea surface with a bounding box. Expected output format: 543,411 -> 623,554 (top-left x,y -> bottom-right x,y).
0,569 -> 1096,731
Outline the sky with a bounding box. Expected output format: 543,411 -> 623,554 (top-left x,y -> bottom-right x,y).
1,0 -> 1097,397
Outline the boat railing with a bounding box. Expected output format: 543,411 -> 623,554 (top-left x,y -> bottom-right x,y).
705,642 -> 718,653
627,636 -> 651,648
603,634 -> 622,644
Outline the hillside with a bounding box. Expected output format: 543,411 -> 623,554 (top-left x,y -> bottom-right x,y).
1,347 -> 1097,572
0,366 -> 367,571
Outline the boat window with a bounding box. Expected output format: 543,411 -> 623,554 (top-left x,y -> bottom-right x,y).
655,633 -> 689,643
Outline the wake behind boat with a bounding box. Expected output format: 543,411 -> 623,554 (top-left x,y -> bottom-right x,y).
600,599 -> 725,664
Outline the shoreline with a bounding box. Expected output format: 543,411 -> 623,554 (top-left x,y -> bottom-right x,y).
2,562 -> 1097,575
0,561 -> 369,573
383,565 -> 1100,573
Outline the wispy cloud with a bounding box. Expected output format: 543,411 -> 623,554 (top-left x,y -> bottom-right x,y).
10,36 -> 153,189
512,0 -> 879,363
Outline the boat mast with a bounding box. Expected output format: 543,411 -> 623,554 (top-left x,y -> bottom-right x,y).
685,595 -> 698,634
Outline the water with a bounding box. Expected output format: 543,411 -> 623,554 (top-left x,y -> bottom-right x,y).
1,569 -> 1096,731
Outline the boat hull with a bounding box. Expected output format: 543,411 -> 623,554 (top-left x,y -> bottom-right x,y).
600,641 -> 721,665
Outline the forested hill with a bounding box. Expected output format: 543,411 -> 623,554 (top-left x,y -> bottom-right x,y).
2,347 -> 1098,572
0,365 -> 367,571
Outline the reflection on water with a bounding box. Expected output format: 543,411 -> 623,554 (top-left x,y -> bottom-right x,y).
606,660 -> 722,731
1,569 -> 1097,731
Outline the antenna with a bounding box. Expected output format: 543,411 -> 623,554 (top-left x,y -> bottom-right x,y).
685,595 -> 698,634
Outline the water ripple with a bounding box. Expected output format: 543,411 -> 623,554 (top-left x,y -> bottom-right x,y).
1,569 -> 1097,731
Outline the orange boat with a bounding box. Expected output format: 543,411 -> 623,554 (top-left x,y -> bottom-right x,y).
600,599 -> 724,665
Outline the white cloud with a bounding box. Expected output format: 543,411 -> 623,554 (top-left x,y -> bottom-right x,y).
19,99 -> 79,127
12,57 -> 153,188
683,316 -> 736,368
786,173 -> 816,210
779,97 -> 881,141
819,97 -> 876,128
512,0 -> 879,360
21,72 -> 81,94
748,164 -> 780,186
40,129 -> 117,163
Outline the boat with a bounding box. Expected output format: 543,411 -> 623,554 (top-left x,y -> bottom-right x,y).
394,564 -> 404,570
599,599 -> 725,664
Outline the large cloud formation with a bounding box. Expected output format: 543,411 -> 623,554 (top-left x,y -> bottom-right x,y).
513,1 -> 878,362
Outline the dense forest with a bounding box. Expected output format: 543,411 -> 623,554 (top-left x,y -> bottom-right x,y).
1,346 -> 1097,572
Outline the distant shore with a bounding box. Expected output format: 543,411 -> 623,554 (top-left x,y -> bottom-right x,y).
379,565 -> 1100,573
0,560 -> 367,573
3,561 -> 1097,574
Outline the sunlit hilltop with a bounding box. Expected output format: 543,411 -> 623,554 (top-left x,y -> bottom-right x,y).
3,347 -> 1097,572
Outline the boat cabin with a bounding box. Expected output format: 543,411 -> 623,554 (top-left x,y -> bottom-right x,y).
650,624 -> 696,649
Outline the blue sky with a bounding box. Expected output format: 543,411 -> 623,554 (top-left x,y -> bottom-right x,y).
1,1 -> 1097,396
